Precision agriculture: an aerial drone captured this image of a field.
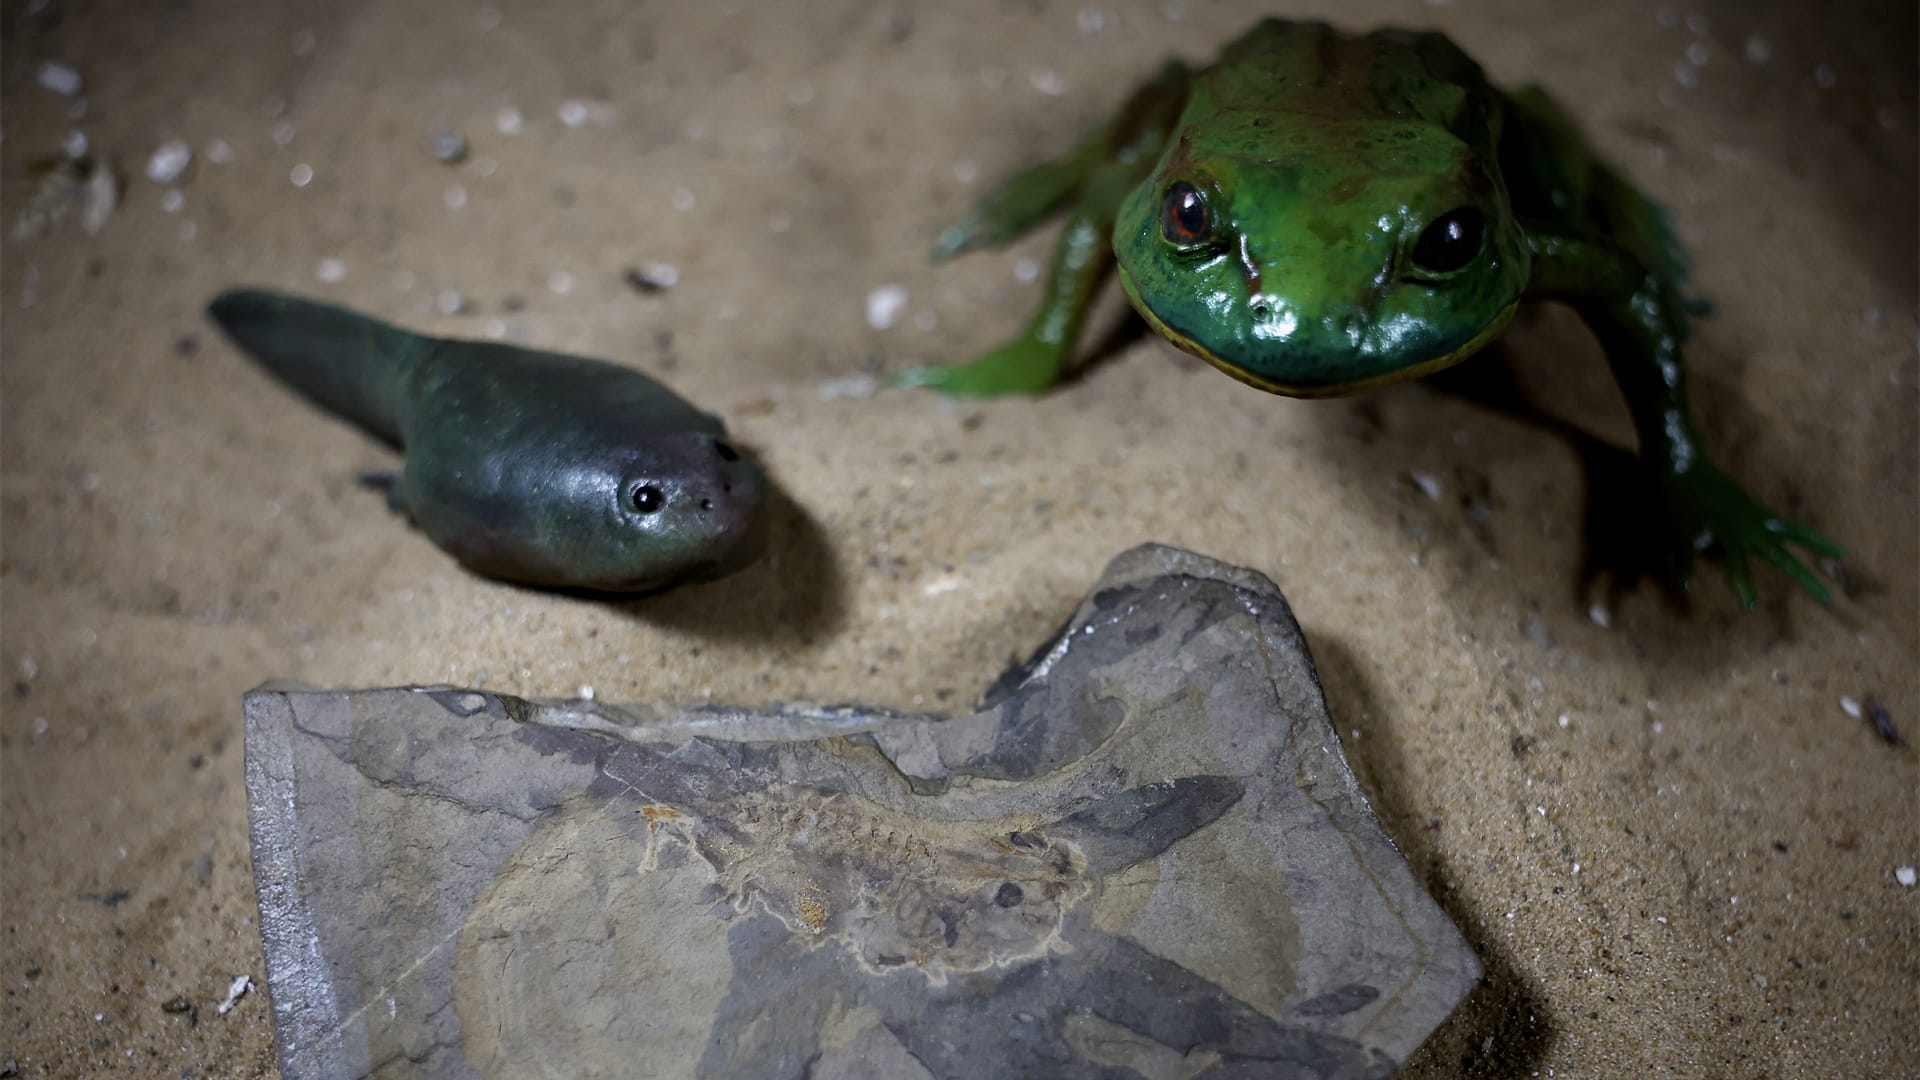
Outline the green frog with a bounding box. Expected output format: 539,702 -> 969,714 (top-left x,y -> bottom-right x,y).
902,19 -> 1842,607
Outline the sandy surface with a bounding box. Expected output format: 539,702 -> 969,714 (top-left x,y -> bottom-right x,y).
2,0 -> 1914,1076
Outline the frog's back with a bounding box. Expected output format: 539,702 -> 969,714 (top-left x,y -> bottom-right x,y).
1194,19 -> 1498,146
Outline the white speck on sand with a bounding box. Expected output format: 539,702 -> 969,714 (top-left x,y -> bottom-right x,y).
145,140 -> 192,185
866,285 -> 909,329
215,975 -> 252,1015
37,61 -> 83,96
817,375 -> 878,401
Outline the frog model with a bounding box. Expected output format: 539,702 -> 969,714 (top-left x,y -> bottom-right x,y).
903,18 -> 1842,606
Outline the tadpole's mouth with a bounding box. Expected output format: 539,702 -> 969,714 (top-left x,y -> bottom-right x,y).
1116,264 -> 1518,399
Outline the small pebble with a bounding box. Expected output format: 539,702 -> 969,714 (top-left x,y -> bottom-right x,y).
159,189 -> 184,213
865,284 -> 909,329
61,129 -> 88,158
1588,602 -> 1612,629
430,127 -> 468,164
577,684 -> 595,701
558,100 -> 589,127
290,163 -> 314,187
1029,66 -> 1067,96
1840,696 -> 1862,719
314,258 -> 345,283
547,269 -> 574,294
271,121 -> 296,147
496,106 -> 524,135
1896,866 -> 1916,887
215,975 -> 252,1016
624,263 -> 678,293
444,185 -> 467,210
205,138 -> 234,164
1014,257 -> 1040,283
671,187 -> 696,212
818,374 -> 879,401
37,61 -> 83,96
145,140 -> 192,185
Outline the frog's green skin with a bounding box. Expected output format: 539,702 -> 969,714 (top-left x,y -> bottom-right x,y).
906,18 -> 1842,607
209,289 -> 767,592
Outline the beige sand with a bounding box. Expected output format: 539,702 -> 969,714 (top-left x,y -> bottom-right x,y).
3,0 -> 1914,1076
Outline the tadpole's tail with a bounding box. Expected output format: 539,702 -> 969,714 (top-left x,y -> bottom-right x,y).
208,289 -> 428,446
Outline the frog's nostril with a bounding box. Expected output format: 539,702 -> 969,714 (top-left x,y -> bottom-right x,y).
700,498 -> 714,512
1251,301 -> 1273,320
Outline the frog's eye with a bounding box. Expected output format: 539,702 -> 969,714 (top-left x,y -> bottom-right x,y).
1160,182 -> 1211,245
628,483 -> 666,514
1409,208 -> 1485,275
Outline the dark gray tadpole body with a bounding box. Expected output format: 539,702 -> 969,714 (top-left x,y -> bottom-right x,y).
209,289 -> 767,591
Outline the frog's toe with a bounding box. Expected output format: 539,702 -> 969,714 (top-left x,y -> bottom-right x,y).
1766,517 -> 1846,560
893,339 -> 1064,397
1720,548 -> 1758,610
1753,532 -> 1834,605
930,223 -> 981,263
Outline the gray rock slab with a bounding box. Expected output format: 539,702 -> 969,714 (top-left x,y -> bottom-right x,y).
245,543 -> 1480,1079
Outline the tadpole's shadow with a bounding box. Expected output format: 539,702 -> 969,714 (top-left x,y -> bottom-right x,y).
595,478 -> 847,646
1307,631 -> 1554,1079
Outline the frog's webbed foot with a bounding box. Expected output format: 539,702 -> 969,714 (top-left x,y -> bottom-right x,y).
1655,462 -> 1844,608
892,336 -> 1067,397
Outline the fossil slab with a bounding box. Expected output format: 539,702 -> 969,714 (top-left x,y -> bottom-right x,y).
245,544 -> 1480,1079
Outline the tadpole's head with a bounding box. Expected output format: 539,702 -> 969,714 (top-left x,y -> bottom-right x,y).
468,428 -> 768,593
589,430 -> 768,591
1113,116 -> 1529,396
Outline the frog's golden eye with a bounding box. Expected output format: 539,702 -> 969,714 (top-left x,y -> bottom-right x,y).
1410,207 -> 1485,275
1161,182 -> 1211,245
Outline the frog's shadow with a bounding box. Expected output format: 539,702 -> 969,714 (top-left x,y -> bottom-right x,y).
587,477 -> 848,646
1308,632 -> 1552,1079
1079,308 -> 1853,667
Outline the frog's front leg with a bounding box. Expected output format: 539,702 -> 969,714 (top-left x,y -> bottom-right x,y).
899,62 -> 1189,397
897,168 -> 1131,396
1527,229 -> 1844,607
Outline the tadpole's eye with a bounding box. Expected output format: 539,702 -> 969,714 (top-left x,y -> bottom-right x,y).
1161,182 -> 1211,245
629,484 -> 666,514
1410,207 -> 1486,275
713,441 -> 740,463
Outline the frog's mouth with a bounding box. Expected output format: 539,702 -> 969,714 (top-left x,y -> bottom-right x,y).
1117,266 -> 1518,399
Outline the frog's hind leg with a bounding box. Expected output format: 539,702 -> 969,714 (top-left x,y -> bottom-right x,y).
1508,88 -> 1844,607
904,61 -> 1191,396
1503,86 -> 1707,329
